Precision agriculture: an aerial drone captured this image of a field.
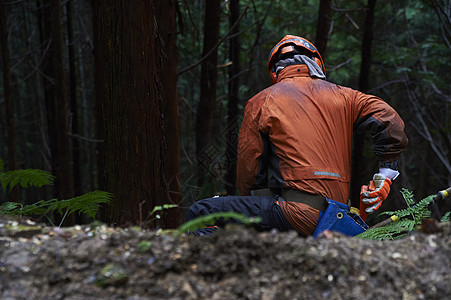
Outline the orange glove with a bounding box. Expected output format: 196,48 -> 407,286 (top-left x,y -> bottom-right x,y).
360,174 -> 392,221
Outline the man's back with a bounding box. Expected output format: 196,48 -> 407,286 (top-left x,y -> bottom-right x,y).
238,64 -> 407,203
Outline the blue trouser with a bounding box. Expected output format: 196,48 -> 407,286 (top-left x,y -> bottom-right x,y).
186,195 -> 294,235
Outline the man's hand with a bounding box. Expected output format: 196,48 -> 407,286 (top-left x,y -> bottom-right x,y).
360,174 -> 392,220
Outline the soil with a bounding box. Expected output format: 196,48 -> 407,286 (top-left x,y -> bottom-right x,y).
0,215 -> 450,300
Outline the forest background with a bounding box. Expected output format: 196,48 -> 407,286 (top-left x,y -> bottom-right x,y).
0,0 -> 449,229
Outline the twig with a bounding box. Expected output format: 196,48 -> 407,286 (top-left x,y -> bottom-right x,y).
58,210 -> 69,227
367,79 -> 406,94
327,57 -> 352,72
68,133 -> 103,143
139,200 -> 145,227
177,5 -> 249,76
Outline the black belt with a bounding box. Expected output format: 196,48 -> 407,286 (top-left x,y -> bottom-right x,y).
251,188 -> 328,212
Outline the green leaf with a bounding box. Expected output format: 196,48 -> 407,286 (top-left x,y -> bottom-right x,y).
150,204 -> 178,216
441,211 -> 450,222
0,169 -> 55,191
49,191 -> 113,219
0,202 -> 22,214
357,188 -> 449,240
175,211 -> 261,236
0,191 -> 112,223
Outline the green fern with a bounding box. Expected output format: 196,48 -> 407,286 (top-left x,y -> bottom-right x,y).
356,188 -> 445,240
0,159 -> 55,191
0,199 -> 56,216
356,219 -> 415,240
0,168 -> 55,191
0,159 -> 113,226
380,189 -> 434,220
0,191 -> 113,226
175,211 -> 262,236
48,191 -> 114,219
401,188 -> 415,206
0,201 -> 22,213
441,211 -> 450,222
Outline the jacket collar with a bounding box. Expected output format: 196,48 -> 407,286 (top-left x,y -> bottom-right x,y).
276,64 -> 310,83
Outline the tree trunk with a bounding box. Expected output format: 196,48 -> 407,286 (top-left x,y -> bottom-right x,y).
65,0 -> 81,197
350,0 -> 377,208
92,0 -> 170,228
155,0 -> 182,228
92,0 -> 106,221
39,0 -> 74,202
0,0 -> 19,201
358,0 -> 376,93
196,0 -> 220,188
315,0 -> 332,58
225,0 -> 240,195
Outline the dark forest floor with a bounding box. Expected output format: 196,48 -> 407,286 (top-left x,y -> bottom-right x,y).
0,214 -> 450,300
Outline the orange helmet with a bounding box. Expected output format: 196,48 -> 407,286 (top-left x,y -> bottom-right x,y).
268,35 -> 325,83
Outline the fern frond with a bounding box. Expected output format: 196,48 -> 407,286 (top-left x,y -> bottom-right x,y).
386,219 -> 416,232
0,191 -> 112,222
0,169 -> 55,191
380,195 -> 434,223
0,202 -> 22,214
357,219 -> 416,240
441,211 -> 450,222
356,225 -> 407,240
175,211 -> 261,236
49,191 -> 113,219
357,188 -> 450,240
401,188 -> 415,206
0,199 -> 56,216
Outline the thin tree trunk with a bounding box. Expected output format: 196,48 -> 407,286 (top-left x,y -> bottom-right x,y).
93,0 -> 169,228
196,0 -> 220,188
29,2 -> 52,202
155,0 -> 182,228
38,0 -> 74,227
358,0 -> 376,93
40,0 -> 74,203
92,0 -> 107,222
66,0 -> 81,197
351,0 -> 377,208
0,0 -> 19,201
315,0 -> 332,58
225,0 -> 240,195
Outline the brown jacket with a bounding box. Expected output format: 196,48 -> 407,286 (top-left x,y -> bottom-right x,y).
237,65 -> 408,235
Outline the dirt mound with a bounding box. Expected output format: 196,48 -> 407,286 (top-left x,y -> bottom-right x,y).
1,216 -> 450,299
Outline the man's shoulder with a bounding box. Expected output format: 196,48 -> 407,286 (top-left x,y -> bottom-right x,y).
247,85 -> 274,103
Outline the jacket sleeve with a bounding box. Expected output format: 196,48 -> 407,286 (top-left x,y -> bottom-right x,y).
237,93 -> 269,195
350,89 -> 408,163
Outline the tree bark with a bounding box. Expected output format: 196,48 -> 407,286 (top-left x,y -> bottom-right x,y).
92,0 -> 106,221
155,0 -> 182,228
358,0 -> 376,93
65,0 -> 81,197
92,0 -> 170,228
350,0 -> 377,208
315,0 -> 332,58
196,0 -> 220,188
225,0 -> 240,195
39,0 -> 74,202
0,0 -> 19,201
